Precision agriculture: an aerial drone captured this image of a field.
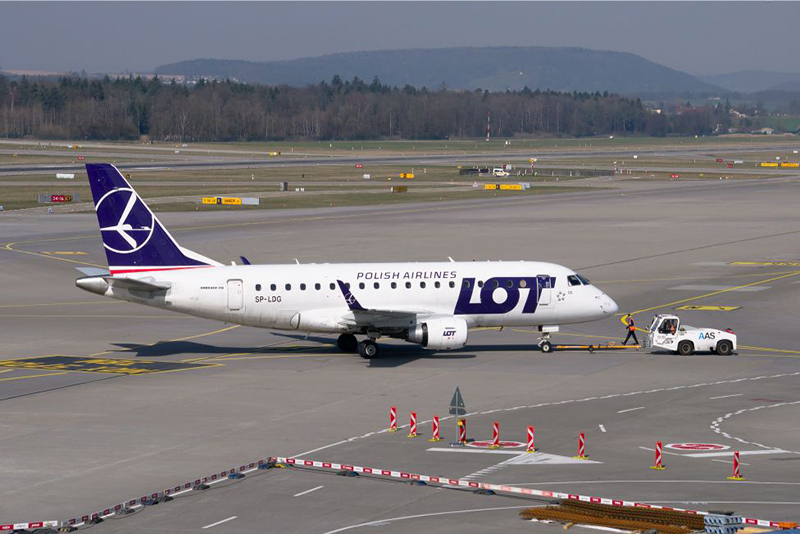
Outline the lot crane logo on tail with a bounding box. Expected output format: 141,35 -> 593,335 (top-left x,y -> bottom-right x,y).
96,188 -> 154,254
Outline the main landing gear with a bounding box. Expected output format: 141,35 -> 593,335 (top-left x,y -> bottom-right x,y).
337,333 -> 358,353
337,334 -> 380,359
357,339 -> 379,359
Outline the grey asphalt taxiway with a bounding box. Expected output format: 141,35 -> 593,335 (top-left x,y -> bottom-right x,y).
2,173 -> 800,532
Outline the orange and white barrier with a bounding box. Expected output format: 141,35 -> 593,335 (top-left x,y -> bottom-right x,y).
275,455 -> 780,528
389,406 -> 397,432
574,432 -> 588,459
490,421 -> 500,449
526,425 -> 536,453
727,450 -> 744,480
0,521 -> 58,531
429,416 -> 442,442
5,449 -> 779,530
651,441 -> 665,470
407,411 -> 418,438
458,418 -> 467,444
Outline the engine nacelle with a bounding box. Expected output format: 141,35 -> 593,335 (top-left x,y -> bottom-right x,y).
407,316 -> 468,350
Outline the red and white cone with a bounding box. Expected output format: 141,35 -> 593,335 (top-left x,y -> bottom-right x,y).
650,441 -> 665,470
428,416 -> 442,442
526,425 -> 537,453
389,406 -> 397,432
407,411 -> 418,438
573,432 -> 589,459
458,418 -> 467,445
490,421 -> 500,449
727,450 -> 745,480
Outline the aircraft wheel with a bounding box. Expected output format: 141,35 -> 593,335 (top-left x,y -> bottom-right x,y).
716,340 -> 733,356
677,340 -> 694,356
337,333 -> 358,353
540,340 -> 553,353
358,340 -> 380,359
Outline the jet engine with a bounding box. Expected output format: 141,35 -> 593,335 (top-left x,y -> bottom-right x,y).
406,316 -> 468,350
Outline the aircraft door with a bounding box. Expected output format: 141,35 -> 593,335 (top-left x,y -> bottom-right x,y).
538,275 -> 551,305
227,279 -> 244,311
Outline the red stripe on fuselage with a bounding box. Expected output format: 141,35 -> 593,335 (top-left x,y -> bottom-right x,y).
109,266 -> 214,275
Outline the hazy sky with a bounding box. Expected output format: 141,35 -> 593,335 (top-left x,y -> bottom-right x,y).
1,2 -> 799,75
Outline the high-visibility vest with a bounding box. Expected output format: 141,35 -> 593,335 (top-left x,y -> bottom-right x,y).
628,322 -> 635,331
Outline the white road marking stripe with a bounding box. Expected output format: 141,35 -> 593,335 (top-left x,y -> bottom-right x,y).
509,479 -> 800,486
203,516 -> 237,529
684,449 -> 788,458
711,459 -> 750,465
322,506 -> 534,534
427,447 -> 522,455
710,394 -> 743,400
669,284 -> 770,292
617,406 -> 645,414
294,485 -> 324,497
598,424 -> 607,433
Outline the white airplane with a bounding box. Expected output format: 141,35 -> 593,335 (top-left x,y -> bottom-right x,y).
76,164 -> 619,358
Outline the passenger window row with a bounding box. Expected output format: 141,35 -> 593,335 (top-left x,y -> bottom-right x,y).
254,281 -> 458,292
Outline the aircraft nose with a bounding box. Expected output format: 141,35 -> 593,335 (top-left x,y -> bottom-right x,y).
600,293 -> 618,315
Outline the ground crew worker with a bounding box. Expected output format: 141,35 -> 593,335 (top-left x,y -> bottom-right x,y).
622,314 -> 639,345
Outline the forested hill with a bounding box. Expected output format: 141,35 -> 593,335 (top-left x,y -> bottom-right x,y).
155,46 -> 722,96
0,74 -> 738,141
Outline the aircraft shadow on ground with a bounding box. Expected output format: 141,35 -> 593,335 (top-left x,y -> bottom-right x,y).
273,333 -> 478,367
110,340 -> 339,358
110,333 -> 486,364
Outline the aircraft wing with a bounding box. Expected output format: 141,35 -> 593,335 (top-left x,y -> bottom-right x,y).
335,280 -> 426,323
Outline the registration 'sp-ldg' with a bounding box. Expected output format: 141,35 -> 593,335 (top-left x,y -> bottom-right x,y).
76,164 -> 618,358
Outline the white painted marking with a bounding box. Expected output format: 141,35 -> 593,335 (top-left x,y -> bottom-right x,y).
617,406 -> 645,414
650,501 -> 800,506
639,446 -> 687,457
575,525 -> 631,533
508,479 -> 800,486
503,452 -> 602,465
322,506 -> 534,534
710,394 -> 743,400
711,459 -> 750,465
294,485 -> 324,497
427,447 -> 522,456
669,284 -> 770,292
203,516 -> 237,529
598,424 -> 607,433
684,449 -> 788,458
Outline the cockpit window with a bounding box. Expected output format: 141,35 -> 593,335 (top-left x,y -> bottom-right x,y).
568,275 -> 581,286
577,275 -> 591,285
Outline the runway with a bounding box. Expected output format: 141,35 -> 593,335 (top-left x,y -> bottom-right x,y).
2,139 -> 800,176
1,171 -> 800,531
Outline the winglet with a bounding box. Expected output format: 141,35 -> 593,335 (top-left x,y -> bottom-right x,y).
337,280 -> 365,311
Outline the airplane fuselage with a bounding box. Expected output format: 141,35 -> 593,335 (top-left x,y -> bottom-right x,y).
83,261 -> 616,334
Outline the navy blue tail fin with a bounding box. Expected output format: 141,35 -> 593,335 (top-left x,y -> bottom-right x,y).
86,163 -> 220,274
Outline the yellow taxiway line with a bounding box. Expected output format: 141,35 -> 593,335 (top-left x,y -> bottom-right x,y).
0,371 -> 69,382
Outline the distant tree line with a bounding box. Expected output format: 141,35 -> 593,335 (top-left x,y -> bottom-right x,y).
0,74 -> 740,141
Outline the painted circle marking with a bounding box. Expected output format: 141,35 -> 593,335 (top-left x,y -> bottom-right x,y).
665,443 -> 729,451
467,440 -> 524,449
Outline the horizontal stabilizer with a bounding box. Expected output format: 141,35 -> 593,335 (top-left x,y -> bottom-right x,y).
75,267 -> 111,277
104,277 -> 171,292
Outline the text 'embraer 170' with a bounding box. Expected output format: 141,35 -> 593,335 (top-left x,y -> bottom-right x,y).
76,164 -> 618,358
